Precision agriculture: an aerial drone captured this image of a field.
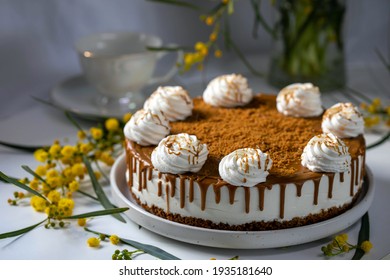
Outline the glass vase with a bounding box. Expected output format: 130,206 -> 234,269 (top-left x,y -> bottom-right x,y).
267,0 -> 346,92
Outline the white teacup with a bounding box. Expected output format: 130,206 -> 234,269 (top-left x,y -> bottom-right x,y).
75,31 -> 179,114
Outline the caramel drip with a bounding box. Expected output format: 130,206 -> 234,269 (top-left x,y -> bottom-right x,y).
165,184 -> 170,214
180,177 -> 185,208
138,162 -> 143,192
189,178 -> 194,202
257,185 -> 272,211
350,159 -> 355,196
164,174 -> 176,197
257,186 -> 265,211
197,181 -> 209,211
355,158 -> 360,186
279,184 -> 286,219
213,186 -> 221,204
142,167 -> 147,189
295,183 -> 303,197
124,134 -> 366,217
327,173 -> 335,199
127,153 -> 133,188
340,172 -> 345,182
228,185 -> 238,205
313,178 -> 321,205
157,181 -> 162,196
244,187 -> 250,214
132,156 -> 137,173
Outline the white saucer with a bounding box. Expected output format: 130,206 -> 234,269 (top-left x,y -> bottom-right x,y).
110,154 -> 374,249
50,75 -> 148,119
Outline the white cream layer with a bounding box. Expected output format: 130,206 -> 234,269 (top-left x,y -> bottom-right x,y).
126,155 -> 364,225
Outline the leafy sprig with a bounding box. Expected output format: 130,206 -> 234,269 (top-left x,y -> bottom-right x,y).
84,227 -> 181,260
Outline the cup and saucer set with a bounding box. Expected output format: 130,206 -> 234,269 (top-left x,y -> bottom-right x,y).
51,32 -> 181,120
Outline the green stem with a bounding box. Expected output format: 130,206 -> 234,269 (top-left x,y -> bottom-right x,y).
352,212 -> 370,260
85,227 -> 181,260
0,218 -> 47,239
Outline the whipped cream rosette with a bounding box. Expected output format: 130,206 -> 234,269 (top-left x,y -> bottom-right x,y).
219,148 -> 272,187
322,102 -> 364,138
144,86 -> 193,121
301,133 -> 351,172
151,133 -> 208,174
203,74 -> 253,107
276,83 -> 323,117
124,109 -> 170,146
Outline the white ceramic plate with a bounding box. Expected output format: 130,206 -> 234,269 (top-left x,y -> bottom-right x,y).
50,75 -> 148,120
110,154 -> 374,249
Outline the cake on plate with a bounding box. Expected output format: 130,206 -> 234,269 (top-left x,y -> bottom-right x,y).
123,74 -> 366,231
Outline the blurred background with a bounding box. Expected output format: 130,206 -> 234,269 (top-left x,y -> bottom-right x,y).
0,0 -> 389,119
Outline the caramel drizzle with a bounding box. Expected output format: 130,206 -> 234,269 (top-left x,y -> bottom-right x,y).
327,174 -> 335,199
279,184 -> 286,219
126,153 -> 133,188
295,182 -> 303,197
257,185 -> 272,211
213,186 -> 221,204
313,178 -> 321,205
189,178 -> 194,202
125,140 -> 363,219
244,188 -> 250,214
157,182 -> 162,196
228,185 -> 238,205
180,177 -> 185,208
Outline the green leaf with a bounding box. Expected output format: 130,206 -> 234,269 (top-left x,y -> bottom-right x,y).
21,165 -> 48,185
352,212 -> 370,260
147,0 -> 201,11
82,155 -> 126,223
250,0 -> 276,38
85,228 -> 180,260
119,237 -> 180,260
62,207 -> 129,220
376,49 -> 390,72
31,96 -> 57,107
147,46 -> 188,52
0,140 -> 42,152
0,171 -> 50,202
65,111 -> 84,132
227,0 -> 234,14
76,189 -> 99,201
0,219 -> 47,239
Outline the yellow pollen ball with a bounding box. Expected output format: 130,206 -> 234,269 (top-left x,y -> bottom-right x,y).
34,149 -> 48,162
360,241 -> 373,253
90,127 -> 103,140
77,218 -> 87,227
87,237 -> 100,248
30,196 -> 47,212
109,235 -> 120,245
105,118 -> 120,131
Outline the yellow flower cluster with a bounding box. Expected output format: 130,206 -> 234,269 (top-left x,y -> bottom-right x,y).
360,98 -> 390,128
12,117 -> 130,229
321,233 -> 373,257
86,233 -> 120,249
181,0 -> 230,71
